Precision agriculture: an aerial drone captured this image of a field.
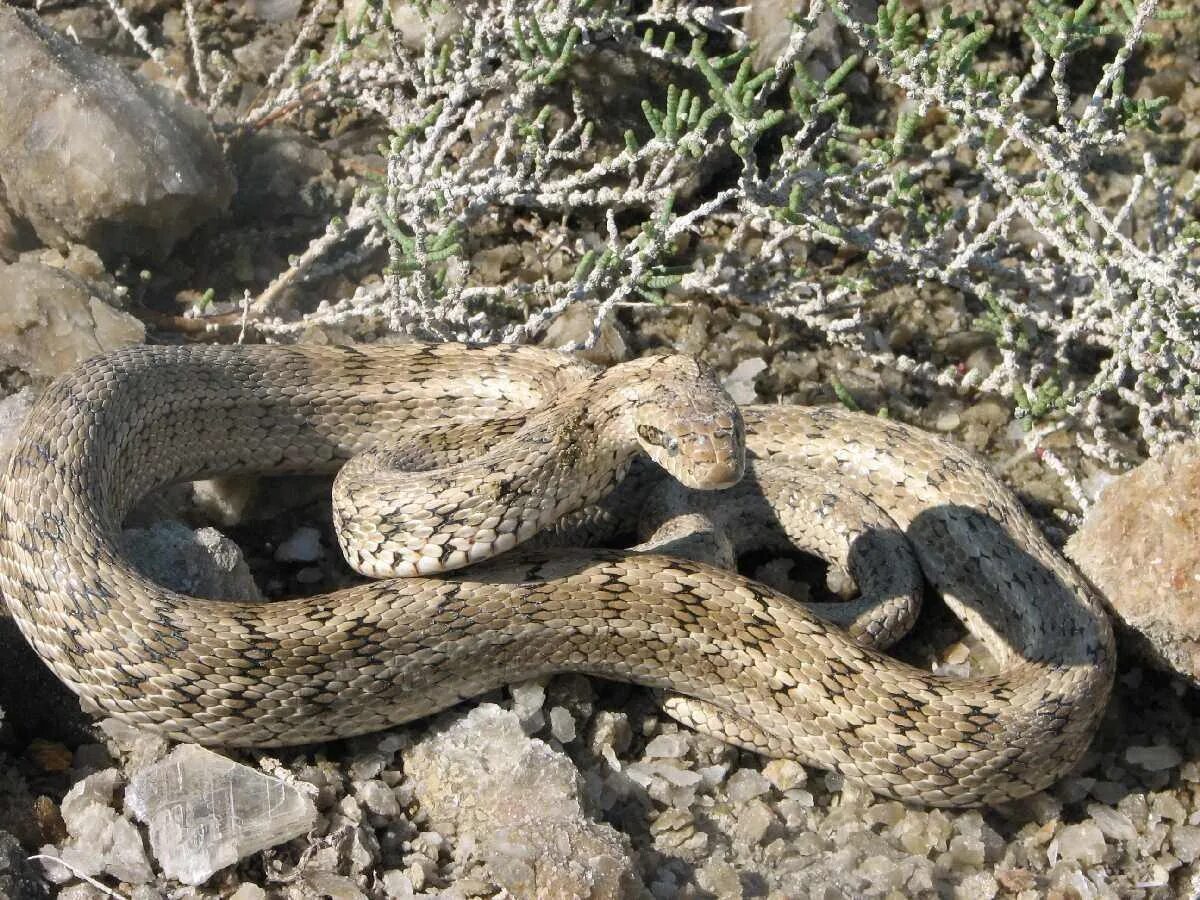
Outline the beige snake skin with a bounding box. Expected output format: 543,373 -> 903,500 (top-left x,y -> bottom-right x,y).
0,343 -> 1114,807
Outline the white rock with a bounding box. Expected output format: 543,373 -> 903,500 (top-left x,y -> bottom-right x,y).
726,768 -> 772,804
381,868 -> 414,898
548,706 -> 576,743
357,780 -> 400,818
58,769 -> 154,884
275,525 -> 324,562
1054,822 -> 1107,867
126,744 -> 318,885
0,387 -> 36,462
509,680 -> 546,734
644,732 -> 689,759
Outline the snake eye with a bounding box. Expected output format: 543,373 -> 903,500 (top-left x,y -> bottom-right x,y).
637,424 -> 679,455
637,424 -> 665,446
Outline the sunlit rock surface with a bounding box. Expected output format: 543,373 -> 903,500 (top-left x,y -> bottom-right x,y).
404,704 -> 644,899
0,260 -> 144,379
1067,441 -> 1200,688
0,6 -> 233,258
126,745 -> 318,886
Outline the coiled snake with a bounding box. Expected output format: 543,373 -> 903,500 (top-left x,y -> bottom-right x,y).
0,343 -> 1114,807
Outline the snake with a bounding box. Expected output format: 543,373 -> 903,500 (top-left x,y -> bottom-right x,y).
0,342 -> 1114,807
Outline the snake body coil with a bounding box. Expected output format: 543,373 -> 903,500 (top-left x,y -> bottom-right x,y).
0,343 -> 1114,807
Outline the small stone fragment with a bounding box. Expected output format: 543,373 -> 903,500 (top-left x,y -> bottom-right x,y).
1054,822 -> 1107,867
540,302 -> 629,366
1066,442 -> 1200,687
733,799 -> 775,846
509,680 -> 546,734
761,758 -> 807,792
726,768 -> 771,804
126,744 -> 318,886
121,522 -> 262,602
548,706 -> 576,743
357,780 -> 400,819
0,260 -> 144,379
722,358 -> 767,405
275,525 -> 324,563
1125,745 -> 1182,772
0,7 -> 233,257
643,732 -> 690,759
381,868 -> 414,898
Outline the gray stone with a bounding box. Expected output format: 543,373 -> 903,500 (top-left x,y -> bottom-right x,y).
0,7 -> 233,258
121,521 -> 262,602
0,829 -> 49,899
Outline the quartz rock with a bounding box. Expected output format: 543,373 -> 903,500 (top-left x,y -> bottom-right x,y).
726,768 -> 772,804
404,704 -> 643,899
643,732 -> 690,759
0,182 -> 35,262
126,744 -> 318,886
0,7 -> 233,258
1053,822 -> 1107,867
1066,442 -> 1200,688
121,521 -> 262,602
0,260 -> 144,379
55,769 -> 154,885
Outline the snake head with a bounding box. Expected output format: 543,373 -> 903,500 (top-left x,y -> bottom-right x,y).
631,358 -> 746,490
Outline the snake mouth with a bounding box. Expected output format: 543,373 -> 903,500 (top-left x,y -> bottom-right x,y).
680,456 -> 745,491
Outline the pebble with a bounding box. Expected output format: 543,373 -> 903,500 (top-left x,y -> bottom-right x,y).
1125,745 -> 1183,772
275,525 -> 324,562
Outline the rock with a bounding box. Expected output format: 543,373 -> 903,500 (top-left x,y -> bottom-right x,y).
121,521 -> 262,602
643,732 -> 690,759
540,303 -> 629,366
0,260 -> 144,379
744,0 -> 875,79
1066,442 -> 1200,688
726,768 -> 772,804
275,525 -> 324,563
126,744 -> 319,886
0,828 -> 50,900
234,0 -> 303,21
0,7 -> 233,258
722,357 -> 767,404
51,769 -> 154,885
404,704 -> 644,899
0,388 -> 37,462
0,183 -> 35,262
1052,822 -> 1107,867
1124,744 -> 1183,772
